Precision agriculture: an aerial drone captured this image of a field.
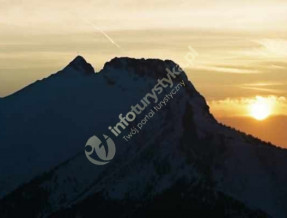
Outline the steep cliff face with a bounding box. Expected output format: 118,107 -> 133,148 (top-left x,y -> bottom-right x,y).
0,56 -> 287,217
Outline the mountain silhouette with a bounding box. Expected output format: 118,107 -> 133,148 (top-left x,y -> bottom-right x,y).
0,56 -> 287,217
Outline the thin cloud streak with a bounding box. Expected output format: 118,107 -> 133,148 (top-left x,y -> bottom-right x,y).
73,12 -> 121,49
190,65 -> 260,74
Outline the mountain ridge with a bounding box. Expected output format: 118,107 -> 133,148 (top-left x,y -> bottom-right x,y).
1,56 -> 183,99
0,56 -> 287,217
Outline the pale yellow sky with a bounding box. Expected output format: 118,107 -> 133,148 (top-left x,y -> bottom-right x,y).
1,0 -> 287,31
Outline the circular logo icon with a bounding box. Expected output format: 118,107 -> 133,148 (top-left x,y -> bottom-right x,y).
85,134 -> 116,165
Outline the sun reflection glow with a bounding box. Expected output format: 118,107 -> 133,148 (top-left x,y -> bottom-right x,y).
249,96 -> 273,120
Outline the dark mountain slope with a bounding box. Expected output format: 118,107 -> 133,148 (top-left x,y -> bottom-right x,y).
0,56 -> 286,218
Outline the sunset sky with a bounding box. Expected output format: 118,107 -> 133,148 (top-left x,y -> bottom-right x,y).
1,0 -> 287,147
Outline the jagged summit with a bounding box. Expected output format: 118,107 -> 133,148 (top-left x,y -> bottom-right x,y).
102,57 -> 179,78
3,56 -> 182,99
62,55 -> 95,75
68,55 -> 88,66
1,56 -> 95,99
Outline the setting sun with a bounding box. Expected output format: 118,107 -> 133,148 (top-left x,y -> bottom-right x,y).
249,96 -> 272,120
